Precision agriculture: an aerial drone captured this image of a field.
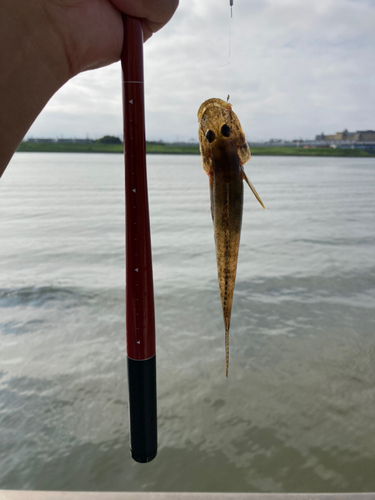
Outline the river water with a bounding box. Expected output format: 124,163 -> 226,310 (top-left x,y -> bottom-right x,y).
0,153 -> 374,492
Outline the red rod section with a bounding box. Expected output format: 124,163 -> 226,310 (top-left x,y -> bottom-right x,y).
121,15 -> 157,463
121,17 -> 155,361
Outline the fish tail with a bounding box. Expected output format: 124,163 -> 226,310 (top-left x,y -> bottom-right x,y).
225,326 -> 229,378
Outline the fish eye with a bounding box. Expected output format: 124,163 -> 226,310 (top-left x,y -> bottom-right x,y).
205,130 -> 216,143
221,124 -> 230,137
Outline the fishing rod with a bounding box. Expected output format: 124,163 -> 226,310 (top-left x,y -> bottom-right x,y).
121,15 -> 157,464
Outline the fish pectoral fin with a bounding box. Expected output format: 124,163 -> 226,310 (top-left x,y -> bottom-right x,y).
242,171 -> 266,210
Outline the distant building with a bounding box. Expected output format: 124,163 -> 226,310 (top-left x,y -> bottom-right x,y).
56,138 -> 93,144
358,130 -> 375,141
26,138 -> 94,144
316,129 -> 375,142
27,138 -> 56,143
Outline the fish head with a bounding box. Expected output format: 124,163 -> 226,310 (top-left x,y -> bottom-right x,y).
197,98 -> 251,174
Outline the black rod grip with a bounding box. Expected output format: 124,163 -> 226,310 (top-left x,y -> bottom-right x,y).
127,355 -> 157,463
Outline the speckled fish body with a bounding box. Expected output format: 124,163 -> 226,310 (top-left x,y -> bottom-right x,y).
197,98 -> 265,377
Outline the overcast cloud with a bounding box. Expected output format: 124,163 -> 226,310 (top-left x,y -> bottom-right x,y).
26,0 -> 375,142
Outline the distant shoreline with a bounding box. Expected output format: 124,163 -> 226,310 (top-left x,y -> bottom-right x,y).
16,142 -> 375,157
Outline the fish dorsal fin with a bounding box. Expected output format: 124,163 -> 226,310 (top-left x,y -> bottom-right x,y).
243,171 -> 265,209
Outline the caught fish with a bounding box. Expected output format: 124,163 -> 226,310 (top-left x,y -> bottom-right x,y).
197,98 -> 265,377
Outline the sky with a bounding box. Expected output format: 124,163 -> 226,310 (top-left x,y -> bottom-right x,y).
25,0 -> 375,143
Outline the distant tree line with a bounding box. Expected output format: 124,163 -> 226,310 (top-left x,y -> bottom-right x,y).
94,135 -> 122,144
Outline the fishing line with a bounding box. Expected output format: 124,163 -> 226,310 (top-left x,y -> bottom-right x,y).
216,1 -> 234,101
227,0 -> 233,102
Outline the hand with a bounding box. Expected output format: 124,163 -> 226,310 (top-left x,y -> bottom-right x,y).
36,0 -> 179,77
0,0 -> 179,175
13,0 -> 179,78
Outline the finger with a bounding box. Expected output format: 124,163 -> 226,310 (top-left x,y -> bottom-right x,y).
110,0 -> 179,38
140,18 -> 166,42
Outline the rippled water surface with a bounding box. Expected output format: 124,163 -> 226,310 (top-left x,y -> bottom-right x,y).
0,153 -> 374,492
